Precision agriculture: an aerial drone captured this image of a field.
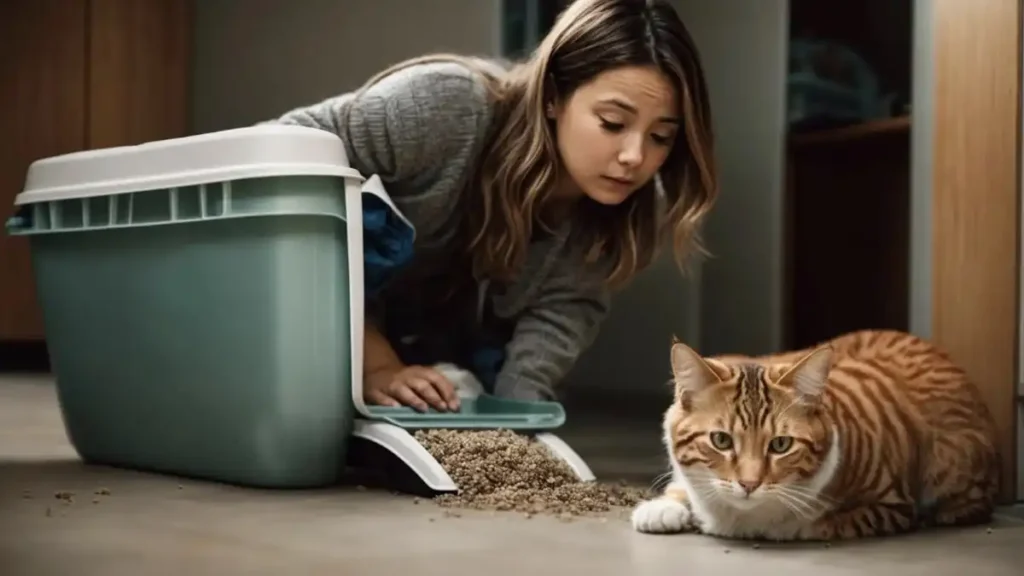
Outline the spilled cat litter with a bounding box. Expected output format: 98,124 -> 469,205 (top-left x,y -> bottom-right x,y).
413,429 -> 650,517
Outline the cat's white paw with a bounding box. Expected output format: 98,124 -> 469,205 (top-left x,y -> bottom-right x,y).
631,498 -> 693,534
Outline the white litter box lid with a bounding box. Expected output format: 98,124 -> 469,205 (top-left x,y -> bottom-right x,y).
15,125 -> 363,205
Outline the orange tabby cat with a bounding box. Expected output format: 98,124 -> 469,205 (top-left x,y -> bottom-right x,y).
631,329 -> 1000,541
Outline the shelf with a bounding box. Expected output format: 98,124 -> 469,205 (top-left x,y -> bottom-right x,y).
789,115 -> 911,147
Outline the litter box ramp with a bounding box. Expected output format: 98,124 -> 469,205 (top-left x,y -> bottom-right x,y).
345,406 -> 598,497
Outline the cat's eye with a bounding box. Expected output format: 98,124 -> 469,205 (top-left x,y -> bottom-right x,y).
709,431 -> 734,451
768,435 -> 794,454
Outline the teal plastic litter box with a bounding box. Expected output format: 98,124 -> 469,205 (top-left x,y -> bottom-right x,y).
6,125 -> 595,492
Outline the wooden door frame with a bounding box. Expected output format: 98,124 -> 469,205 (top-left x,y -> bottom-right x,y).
928,0 -> 1020,503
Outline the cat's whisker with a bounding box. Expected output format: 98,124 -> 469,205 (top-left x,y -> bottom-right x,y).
690,482 -> 721,503
778,483 -> 837,505
773,491 -> 817,520
704,481 -> 730,494
786,490 -> 833,507
697,490 -> 722,507
700,482 -> 723,493
768,486 -> 821,517
649,471 -> 674,491
681,470 -> 719,485
772,487 -> 826,518
773,483 -> 819,496
682,465 -> 714,477
773,483 -> 821,500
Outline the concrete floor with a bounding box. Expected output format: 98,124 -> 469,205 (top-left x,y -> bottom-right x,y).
2,375 -> 1023,576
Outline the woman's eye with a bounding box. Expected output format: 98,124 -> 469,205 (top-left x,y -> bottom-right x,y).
709,431 -> 734,451
599,118 -> 625,132
651,133 -> 673,146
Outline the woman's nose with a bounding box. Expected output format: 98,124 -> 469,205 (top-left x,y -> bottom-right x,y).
617,134 -> 644,167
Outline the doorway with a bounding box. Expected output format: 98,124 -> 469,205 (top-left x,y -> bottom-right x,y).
782,0 -> 913,351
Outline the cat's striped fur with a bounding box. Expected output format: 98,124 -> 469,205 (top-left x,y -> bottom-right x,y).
631,329 -> 1000,541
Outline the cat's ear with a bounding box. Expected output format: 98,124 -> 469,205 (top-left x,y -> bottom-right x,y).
778,345 -> 833,400
671,341 -> 720,402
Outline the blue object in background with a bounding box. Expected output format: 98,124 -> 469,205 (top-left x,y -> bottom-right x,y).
787,38 -> 893,128
361,192 -> 416,295
5,205 -> 31,232
469,345 -> 506,394
360,185 -> 508,392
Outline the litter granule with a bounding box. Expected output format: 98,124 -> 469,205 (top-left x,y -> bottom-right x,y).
413,428 -> 650,517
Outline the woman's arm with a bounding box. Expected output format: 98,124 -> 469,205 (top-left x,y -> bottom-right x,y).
268,62 -> 491,340
364,321 -> 404,376
269,62 -> 492,188
493,259 -> 612,401
265,63 -> 494,409
362,319 -> 461,411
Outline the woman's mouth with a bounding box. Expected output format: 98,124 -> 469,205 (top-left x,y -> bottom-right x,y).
602,175 -> 635,187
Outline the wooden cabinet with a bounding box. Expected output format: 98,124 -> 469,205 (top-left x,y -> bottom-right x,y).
0,0 -> 190,342
929,0 -> 1020,503
782,0 -> 914,350
785,117 -> 911,349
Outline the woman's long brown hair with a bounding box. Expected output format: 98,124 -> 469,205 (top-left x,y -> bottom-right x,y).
357,0 -> 718,289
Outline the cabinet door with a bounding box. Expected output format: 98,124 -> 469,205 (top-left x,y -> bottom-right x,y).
0,1 -> 88,341
0,0 -> 189,342
87,0 -> 191,148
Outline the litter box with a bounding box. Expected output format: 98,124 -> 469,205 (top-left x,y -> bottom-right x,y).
6,125 -> 594,493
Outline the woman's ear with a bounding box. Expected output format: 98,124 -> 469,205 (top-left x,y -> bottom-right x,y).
545,73 -> 560,119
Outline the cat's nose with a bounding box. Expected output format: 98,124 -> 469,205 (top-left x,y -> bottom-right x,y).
738,479 -> 761,495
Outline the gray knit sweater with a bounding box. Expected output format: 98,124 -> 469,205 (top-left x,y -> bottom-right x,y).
269,61 -> 610,401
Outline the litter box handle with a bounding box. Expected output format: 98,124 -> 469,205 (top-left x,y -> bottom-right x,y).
4,205 -> 33,234
344,178 -> 371,419
5,215 -> 28,233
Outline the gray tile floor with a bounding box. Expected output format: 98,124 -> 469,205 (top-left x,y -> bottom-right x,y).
2,374 -> 1022,576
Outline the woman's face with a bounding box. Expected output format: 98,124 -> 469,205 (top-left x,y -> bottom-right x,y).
550,65 -> 680,205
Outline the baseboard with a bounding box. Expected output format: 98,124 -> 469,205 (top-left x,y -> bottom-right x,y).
995,504 -> 1024,523
0,340 -> 51,373
560,385 -> 672,419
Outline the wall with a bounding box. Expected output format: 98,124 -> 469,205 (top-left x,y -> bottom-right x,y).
909,0 -> 933,339
1017,0 -> 1024,505
191,0 -> 502,133
670,0 -> 790,357
562,255 -> 702,398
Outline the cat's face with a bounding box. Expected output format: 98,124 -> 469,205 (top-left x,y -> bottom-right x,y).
664,342 -> 835,509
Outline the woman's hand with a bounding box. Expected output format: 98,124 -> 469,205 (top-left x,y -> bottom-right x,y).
362,320 -> 459,412
364,365 -> 460,413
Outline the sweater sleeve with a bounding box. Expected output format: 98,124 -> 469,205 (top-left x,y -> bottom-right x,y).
493,255 -> 612,401
269,62 -> 492,191
266,63 -> 493,327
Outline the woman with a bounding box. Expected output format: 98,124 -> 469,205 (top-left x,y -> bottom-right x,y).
271,0 -> 717,411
